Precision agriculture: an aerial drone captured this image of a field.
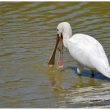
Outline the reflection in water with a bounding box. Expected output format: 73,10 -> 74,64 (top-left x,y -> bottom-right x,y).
48,67 -> 63,90
72,76 -> 102,88
48,67 -> 66,107
47,67 -> 104,108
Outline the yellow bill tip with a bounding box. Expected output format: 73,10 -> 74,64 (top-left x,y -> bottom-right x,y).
48,65 -> 54,68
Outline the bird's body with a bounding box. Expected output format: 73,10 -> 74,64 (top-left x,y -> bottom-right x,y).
68,33 -> 110,78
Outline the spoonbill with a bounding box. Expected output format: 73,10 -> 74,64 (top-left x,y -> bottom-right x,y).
48,22 -> 110,78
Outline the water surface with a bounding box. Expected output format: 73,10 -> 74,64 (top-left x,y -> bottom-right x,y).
0,2 -> 110,108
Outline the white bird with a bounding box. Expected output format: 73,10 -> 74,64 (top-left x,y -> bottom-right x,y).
48,22 -> 110,78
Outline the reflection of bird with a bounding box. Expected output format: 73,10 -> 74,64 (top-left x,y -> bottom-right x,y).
74,76 -> 103,87
48,68 -> 66,107
48,22 -> 110,78
48,68 -> 102,107
48,67 -> 64,91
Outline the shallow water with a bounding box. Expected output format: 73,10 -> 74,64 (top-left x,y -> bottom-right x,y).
0,2 -> 110,108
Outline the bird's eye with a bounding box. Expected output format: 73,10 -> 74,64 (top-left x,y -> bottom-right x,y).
57,29 -> 59,31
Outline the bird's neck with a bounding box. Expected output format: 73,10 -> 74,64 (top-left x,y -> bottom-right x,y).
63,30 -> 72,48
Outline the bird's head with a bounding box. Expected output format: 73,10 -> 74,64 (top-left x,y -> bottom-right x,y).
57,22 -> 72,48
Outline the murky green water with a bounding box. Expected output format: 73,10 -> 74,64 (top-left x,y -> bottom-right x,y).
0,2 -> 110,108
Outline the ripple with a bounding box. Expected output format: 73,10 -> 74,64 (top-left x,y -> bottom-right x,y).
0,2 -> 110,108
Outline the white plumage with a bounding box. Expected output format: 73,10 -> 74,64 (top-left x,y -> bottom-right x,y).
57,22 -> 110,78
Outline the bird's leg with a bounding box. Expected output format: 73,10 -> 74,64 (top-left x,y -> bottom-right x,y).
76,68 -> 82,76
77,63 -> 84,76
91,70 -> 95,78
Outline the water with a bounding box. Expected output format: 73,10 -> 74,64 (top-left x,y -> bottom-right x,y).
0,2 -> 110,108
